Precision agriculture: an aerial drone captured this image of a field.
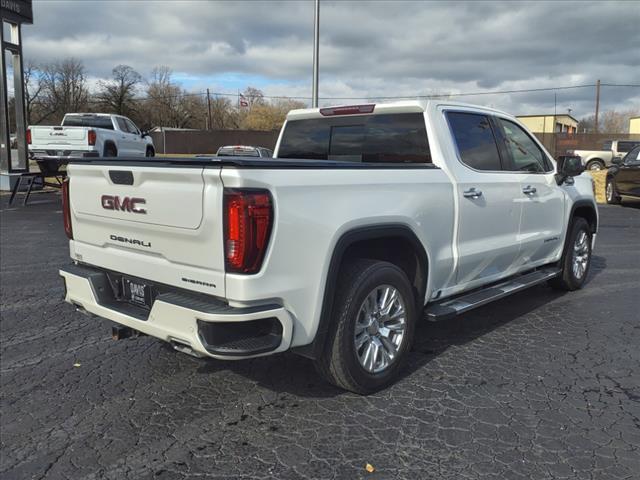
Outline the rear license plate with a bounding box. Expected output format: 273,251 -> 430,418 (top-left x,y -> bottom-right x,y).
122,277 -> 154,309
57,150 -> 64,156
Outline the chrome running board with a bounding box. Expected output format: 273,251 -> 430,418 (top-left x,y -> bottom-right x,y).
425,268 -> 560,321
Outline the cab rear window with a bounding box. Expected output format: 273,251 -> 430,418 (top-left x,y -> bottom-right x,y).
62,116 -> 114,130
277,113 -> 431,163
217,148 -> 260,157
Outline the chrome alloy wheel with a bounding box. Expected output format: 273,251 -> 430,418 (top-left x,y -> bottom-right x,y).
354,285 -> 407,373
588,162 -> 603,171
606,181 -> 613,202
572,230 -> 590,280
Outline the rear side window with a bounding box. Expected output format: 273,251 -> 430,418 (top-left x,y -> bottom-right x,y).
124,119 -> 139,135
62,115 -> 114,130
277,113 -> 431,163
617,141 -> 640,153
115,117 -> 129,132
447,112 -> 502,171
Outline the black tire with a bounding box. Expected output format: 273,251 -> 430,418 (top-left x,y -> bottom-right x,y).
586,159 -> 605,171
605,178 -> 621,204
146,147 -> 155,157
314,259 -> 417,394
103,144 -> 117,157
549,217 -> 592,291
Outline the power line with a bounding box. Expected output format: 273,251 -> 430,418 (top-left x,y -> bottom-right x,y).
26,82 -> 640,106
601,83 -> 640,88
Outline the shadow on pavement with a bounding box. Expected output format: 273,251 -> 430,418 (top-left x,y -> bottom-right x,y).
193,284 -> 570,398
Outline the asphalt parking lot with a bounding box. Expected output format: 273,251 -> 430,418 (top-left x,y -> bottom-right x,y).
1,192 -> 639,480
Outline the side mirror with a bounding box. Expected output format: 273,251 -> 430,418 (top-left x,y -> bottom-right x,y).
611,156 -> 623,165
141,130 -> 148,138
557,155 -> 584,176
555,155 -> 584,185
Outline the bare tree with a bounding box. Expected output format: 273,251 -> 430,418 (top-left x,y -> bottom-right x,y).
23,61 -> 44,124
599,109 -> 640,134
241,97 -> 306,131
32,58 -> 89,124
579,109 -> 640,134
95,65 -> 142,117
235,87 -> 266,127
141,66 -> 206,129
209,96 -> 235,129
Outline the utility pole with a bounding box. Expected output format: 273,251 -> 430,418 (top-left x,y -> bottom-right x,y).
594,79 -> 601,133
312,0 -> 320,108
206,88 -> 212,130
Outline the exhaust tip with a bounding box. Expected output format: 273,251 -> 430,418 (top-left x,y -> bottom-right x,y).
170,339 -> 206,358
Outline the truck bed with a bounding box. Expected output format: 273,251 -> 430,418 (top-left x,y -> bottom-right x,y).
67,156 -> 441,169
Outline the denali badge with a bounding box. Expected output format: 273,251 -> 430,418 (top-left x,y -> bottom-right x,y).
101,195 -> 146,214
110,234 -> 151,248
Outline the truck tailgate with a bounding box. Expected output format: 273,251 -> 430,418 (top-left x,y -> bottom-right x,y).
32,126 -> 88,147
67,164 -> 226,297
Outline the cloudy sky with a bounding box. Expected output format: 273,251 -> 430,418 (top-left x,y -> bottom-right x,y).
20,0 -> 640,118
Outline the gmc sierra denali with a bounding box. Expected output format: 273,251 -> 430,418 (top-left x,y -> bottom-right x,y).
59,101 -> 598,394
29,113 -> 155,159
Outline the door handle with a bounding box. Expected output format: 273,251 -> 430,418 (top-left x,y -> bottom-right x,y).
463,188 -> 483,199
522,185 -> 537,195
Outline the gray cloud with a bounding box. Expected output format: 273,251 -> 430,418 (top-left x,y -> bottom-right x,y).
21,0 -> 640,117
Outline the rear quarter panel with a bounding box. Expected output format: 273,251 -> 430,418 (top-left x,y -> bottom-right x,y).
221,166 -> 455,347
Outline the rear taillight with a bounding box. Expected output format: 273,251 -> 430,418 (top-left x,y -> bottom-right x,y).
88,129 -> 96,146
26,128 -> 32,144
224,189 -> 273,274
62,179 -> 73,239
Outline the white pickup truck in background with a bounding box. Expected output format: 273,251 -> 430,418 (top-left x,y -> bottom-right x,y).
28,113 -> 155,159
570,139 -> 640,171
59,101 -> 597,394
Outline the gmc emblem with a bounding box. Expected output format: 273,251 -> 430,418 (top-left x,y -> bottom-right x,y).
101,195 -> 147,214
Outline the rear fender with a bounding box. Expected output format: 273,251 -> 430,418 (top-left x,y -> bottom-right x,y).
293,224 -> 429,360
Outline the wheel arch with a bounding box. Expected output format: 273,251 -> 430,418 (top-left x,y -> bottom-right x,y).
103,141 -> 118,156
293,224 -> 429,360
585,158 -> 605,168
571,199 -> 598,234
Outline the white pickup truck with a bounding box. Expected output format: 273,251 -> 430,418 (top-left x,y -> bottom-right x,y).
59,101 -> 598,394
571,140 -> 640,171
28,113 -> 155,159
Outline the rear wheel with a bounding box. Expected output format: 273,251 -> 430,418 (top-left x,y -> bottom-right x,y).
586,159 -> 605,171
606,179 -> 621,204
549,217 -> 592,291
146,147 -> 155,157
314,259 -> 417,394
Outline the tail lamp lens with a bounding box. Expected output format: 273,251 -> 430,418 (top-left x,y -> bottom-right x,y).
224,189 -> 273,274
26,128 -> 32,144
88,129 -> 97,146
62,179 -> 73,239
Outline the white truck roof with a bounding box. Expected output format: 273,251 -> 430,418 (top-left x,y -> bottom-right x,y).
286,100 -> 514,121
64,113 -> 114,117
